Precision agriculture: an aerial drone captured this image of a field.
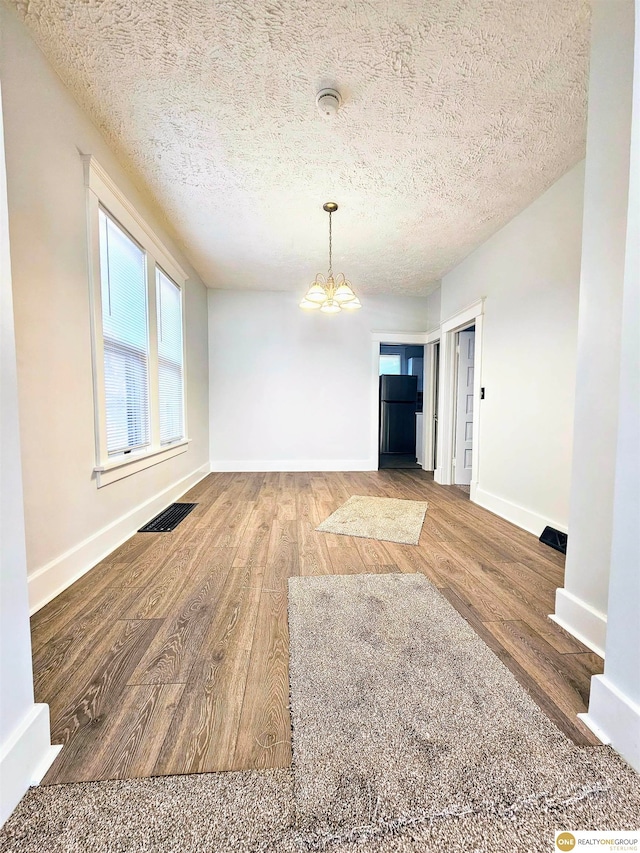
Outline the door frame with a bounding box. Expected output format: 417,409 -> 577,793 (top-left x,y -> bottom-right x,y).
434,300 -> 484,497
422,329 -> 441,473
370,331 -> 429,470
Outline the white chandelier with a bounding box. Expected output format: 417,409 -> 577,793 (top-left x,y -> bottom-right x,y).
299,202 -> 362,314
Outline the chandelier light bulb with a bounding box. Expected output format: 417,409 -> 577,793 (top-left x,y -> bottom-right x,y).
341,296 -> 362,310
305,281 -> 327,303
334,280 -> 356,303
320,298 -> 341,314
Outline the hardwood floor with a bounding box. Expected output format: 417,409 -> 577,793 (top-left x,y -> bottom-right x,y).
31,470 -> 603,785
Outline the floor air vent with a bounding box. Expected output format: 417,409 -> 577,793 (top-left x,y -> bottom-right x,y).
138,503 -> 197,533
539,525 -> 567,555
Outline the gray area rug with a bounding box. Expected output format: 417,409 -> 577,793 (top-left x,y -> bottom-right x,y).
2,573 -> 639,853
315,496 -> 427,545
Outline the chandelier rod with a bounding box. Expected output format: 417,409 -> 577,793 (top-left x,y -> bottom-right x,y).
328,209 -> 333,277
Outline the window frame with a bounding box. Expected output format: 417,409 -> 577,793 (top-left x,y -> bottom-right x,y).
155,265 -> 185,446
85,156 -> 189,487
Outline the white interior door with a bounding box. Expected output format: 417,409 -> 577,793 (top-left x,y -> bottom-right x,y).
454,330 -> 475,485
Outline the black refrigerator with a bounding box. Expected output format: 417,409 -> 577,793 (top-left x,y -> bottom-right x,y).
379,375 -> 418,454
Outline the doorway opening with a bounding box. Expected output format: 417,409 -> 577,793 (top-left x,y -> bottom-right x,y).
378,344 -> 424,470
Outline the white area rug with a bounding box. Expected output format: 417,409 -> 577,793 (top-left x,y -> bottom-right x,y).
315,495 -> 427,545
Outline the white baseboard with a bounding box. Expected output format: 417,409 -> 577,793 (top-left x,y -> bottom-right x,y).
473,486 -> 567,537
579,675 -> 640,773
550,587 -> 607,658
0,704 -> 61,827
577,711 -> 611,745
209,459 -> 376,473
27,462 -> 211,614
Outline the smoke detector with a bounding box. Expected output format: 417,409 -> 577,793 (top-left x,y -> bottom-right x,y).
316,88 -> 342,117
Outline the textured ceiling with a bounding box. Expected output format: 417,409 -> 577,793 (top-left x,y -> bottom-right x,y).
10,0 -> 590,295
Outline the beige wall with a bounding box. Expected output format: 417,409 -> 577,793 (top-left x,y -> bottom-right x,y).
0,7 -> 210,611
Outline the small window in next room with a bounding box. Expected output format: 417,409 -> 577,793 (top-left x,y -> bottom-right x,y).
86,157 -> 188,486
379,353 -> 402,375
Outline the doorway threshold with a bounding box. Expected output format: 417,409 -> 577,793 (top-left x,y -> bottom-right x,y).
379,454 -> 421,470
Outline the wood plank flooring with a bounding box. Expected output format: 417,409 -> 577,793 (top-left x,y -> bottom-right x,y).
31,470 -> 603,785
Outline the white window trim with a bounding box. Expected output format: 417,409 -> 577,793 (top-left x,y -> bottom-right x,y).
94,439 -> 191,487
84,156 -> 189,488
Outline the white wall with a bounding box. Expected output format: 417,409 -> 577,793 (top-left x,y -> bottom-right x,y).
0,7 -> 210,612
604,0 -> 640,711
582,1 -> 639,772
208,290 -> 431,470
426,288 -> 441,333
554,0 -> 634,658
440,162 -> 585,535
0,81 -> 59,827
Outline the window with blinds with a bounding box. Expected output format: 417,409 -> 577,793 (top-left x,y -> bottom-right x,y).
88,157 -> 189,485
156,269 -> 184,444
98,209 -> 150,455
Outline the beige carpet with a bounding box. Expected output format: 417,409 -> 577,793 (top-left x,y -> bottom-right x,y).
315,496 -> 428,545
2,573 -> 639,853
0,770 -> 293,853
287,573 -> 640,850
2,771 -> 639,853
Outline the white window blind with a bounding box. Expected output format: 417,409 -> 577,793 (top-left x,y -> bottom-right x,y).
156,268 -> 184,444
99,208 -> 150,455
